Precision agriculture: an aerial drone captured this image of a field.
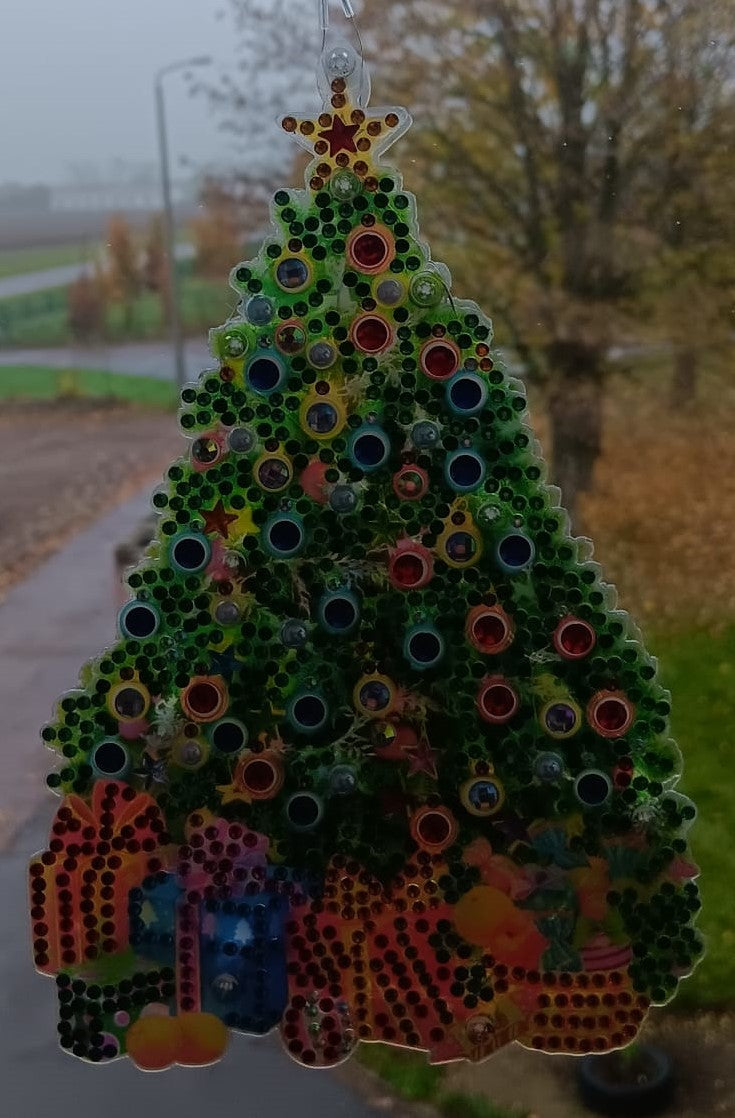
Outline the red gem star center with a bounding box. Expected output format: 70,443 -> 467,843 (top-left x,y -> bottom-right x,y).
203,500 -> 238,539
318,114 -> 360,157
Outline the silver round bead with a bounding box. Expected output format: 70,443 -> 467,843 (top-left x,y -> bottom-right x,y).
281,619 -> 309,648
214,601 -> 241,625
325,45 -> 356,79
329,485 -> 357,514
228,427 -> 255,454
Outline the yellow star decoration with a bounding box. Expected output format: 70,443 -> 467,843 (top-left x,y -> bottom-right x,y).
217,775 -> 253,806
225,505 -> 257,543
281,73 -> 411,192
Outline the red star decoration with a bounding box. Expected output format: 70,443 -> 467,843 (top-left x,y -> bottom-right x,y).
318,115 -> 360,157
202,500 -> 238,539
407,739 -> 439,780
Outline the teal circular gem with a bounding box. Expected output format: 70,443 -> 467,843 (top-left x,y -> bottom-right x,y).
209,718 -> 249,755
404,623 -> 445,671
287,690 -> 329,735
329,765 -> 357,795
348,425 -> 391,472
574,769 -> 612,808
285,790 -> 324,831
118,600 -> 159,640
90,739 -> 130,780
262,512 -> 305,558
246,351 -> 287,395
495,532 -> 535,573
446,372 -> 488,416
318,588 -> 360,635
445,449 -> 486,493
170,532 -> 211,574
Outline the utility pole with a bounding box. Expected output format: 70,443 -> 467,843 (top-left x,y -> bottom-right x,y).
154,57 -> 211,391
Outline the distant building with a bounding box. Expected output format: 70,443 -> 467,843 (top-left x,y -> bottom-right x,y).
0,183 -> 51,214
48,179 -> 197,213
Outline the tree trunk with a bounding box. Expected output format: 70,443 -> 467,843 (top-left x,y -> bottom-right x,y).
669,346 -> 698,409
546,342 -> 605,527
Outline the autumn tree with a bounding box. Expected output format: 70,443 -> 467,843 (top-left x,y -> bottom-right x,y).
191,175 -> 247,279
370,0 -> 735,515
142,213 -> 172,328
143,214 -> 166,292
106,214 -> 141,332
635,1 -> 735,406
67,269 -> 106,345
195,0 -> 735,519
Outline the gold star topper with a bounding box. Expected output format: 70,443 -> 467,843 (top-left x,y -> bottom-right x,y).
281,42 -> 412,193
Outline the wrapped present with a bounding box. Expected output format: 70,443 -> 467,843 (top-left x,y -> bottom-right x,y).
131,815 -> 292,1030
29,781 -> 171,976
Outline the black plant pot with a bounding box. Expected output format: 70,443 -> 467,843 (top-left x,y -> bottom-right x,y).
576,1044 -> 674,1116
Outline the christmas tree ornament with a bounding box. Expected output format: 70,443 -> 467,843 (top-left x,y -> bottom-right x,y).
30,5 -> 701,1075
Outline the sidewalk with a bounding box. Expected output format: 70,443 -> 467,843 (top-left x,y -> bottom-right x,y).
0,488 -> 386,1117
0,485 -> 153,848
0,338 -> 211,381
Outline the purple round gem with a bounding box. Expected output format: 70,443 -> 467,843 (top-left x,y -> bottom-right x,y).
545,702 -> 578,735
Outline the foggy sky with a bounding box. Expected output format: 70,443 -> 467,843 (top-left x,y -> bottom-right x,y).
0,0 -> 233,185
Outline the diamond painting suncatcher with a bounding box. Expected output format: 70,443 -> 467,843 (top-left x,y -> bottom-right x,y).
30,20 -> 702,1074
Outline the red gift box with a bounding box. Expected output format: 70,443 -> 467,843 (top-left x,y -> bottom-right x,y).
29,781 -> 171,975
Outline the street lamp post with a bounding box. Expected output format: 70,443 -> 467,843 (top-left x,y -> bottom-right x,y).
154,56 -> 212,392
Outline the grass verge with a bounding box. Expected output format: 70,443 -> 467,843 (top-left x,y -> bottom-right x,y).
0,271 -> 230,348
0,242 -> 93,280
0,366 -> 176,409
653,623 -> 735,1009
358,1046 -> 530,1118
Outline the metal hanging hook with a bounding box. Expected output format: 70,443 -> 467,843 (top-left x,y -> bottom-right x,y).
320,0 -> 359,49
318,0 -> 366,105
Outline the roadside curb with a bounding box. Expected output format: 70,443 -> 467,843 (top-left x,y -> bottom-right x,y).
0,484 -> 154,852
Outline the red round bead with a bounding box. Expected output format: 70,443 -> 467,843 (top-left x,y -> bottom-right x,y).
420,339 -> 460,380
348,228 -> 394,273
352,315 -> 392,354
477,679 -> 519,723
554,616 -> 596,659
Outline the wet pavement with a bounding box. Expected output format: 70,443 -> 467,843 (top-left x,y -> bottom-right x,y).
0,485 -> 378,1116
0,338 -> 211,383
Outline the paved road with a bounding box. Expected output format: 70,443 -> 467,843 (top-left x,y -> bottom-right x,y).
0,339 -> 212,382
0,244 -> 196,301
0,486 -> 378,1116
3,821 -> 378,1118
0,263 -> 94,300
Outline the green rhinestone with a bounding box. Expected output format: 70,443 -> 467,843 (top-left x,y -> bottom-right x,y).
409,271 -> 445,307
